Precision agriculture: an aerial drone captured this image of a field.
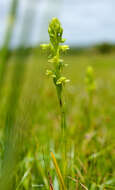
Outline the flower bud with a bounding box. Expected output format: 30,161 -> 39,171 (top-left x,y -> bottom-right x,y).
48,17 -> 64,46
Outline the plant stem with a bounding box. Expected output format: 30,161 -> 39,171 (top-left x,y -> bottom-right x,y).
88,92 -> 93,128
60,98 -> 66,133
56,86 -> 66,133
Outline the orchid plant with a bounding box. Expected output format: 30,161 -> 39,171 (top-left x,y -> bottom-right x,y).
41,17 -> 70,132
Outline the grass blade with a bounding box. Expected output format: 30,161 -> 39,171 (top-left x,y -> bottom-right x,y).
51,152 -> 66,190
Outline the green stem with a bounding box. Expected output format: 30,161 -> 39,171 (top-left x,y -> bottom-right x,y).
60,98 -> 66,132
56,85 -> 66,132
58,94 -> 67,180
88,92 -> 93,128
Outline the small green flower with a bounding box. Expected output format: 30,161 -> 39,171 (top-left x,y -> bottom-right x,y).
46,69 -> 56,78
48,56 -> 59,64
40,44 -> 50,51
56,77 -> 70,85
59,45 -> 69,52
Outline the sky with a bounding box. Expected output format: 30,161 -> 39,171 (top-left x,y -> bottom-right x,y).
0,0 -> 115,47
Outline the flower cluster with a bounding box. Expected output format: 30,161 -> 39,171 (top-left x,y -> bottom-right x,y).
41,18 -> 70,89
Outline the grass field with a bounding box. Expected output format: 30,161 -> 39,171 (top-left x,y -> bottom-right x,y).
0,52 -> 115,189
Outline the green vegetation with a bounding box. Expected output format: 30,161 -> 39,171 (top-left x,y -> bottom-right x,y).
95,43 -> 115,54
0,51 -> 114,189
0,18 -> 115,190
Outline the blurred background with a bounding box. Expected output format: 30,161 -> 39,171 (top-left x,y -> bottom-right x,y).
0,0 -> 115,190
0,0 -> 115,48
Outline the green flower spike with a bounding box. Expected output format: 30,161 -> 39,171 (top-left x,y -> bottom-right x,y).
85,66 -> 96,129
85,66 -> 96,96
41,17 -> 70,131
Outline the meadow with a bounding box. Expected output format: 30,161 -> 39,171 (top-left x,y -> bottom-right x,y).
0,49 -> 115,189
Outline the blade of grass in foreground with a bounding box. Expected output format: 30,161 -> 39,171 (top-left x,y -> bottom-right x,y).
51,152 -> 66,190
0,0 -> 19,91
